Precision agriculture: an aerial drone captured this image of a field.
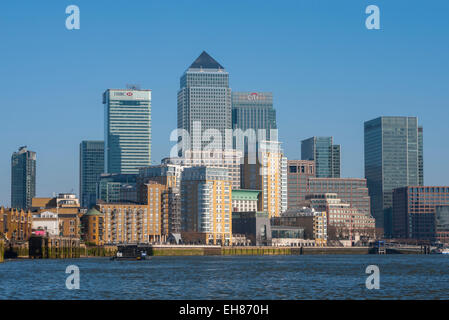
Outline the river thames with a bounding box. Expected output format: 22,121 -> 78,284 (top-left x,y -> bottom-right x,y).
0,255 -> 448,299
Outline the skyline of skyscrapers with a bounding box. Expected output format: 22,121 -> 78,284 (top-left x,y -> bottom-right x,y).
11,146 -> 36,210
177,51 -> 232,152
364,116 -> 424,235
301,136 -> 340,178
103,88 -> 152,174
79,140 -> 104,208
5,51 -> 441,244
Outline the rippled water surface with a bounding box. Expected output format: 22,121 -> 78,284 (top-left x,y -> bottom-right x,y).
0,255 -> 448,299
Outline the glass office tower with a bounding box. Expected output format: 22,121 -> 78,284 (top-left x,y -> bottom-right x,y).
232,92 -> 277,140
11,146 -> 36,210
79,140 -> 104,208
103,89 -> 152,174
364,116 -> 424,235
301,137 -> 340,178
177,51 -> 232,152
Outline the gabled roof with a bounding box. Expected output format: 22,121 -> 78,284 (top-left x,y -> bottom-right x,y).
189,51 -> 224,69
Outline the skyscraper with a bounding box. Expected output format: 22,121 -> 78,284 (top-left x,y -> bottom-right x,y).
79,140 -> 104,208
177,51 -> 232,152
241,141 -> 288,217
103,88 -> 152,174
11,146 -> 36,210
232,92 -> 277,141
364,116 -> 424,235
301,137 -> 340,178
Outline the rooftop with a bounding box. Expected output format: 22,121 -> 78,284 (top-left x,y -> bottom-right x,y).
189,51 -> 224,70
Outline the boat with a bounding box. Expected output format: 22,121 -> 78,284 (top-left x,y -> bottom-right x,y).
110,244 -> 150,261
431,247 -> 449,255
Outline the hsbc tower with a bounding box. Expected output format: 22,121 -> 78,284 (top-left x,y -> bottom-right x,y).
103,88 -> 152,174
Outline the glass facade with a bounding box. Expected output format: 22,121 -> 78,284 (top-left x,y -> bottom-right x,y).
97,173 -> 137,203
79,140 -> 104,208
231,92 -> 277,142
103,89 -> 151,174
11,146 -> 36,210
301,137 -> 340,178
364,116 -> 423,235
393,186 -> 449,241
177,51 -> 231,152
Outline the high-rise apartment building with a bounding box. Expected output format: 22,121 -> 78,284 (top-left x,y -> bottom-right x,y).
301,137 -> 340,178
242,141 -> 287,218
232,92 -> 277,143
79,140 -> 104,208
169,149 -> 242,190
103,88 -> 152,174
364,116 -> 423,235
177,51 -> 232,152
138,164 -> 184,235
181,167 -> 232,245
11,146 -> 36,210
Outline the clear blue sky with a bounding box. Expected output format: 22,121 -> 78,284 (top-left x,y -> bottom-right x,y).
1,0 -> 448,206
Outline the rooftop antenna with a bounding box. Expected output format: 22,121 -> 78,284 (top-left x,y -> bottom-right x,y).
126,83 -> 141,90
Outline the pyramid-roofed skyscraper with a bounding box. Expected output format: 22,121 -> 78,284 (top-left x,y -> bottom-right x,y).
177,51 -> 232,153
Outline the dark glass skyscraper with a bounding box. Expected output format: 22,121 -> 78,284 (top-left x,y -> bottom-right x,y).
364,116 -> 424,235
177,51 -> 231,152
11,146 -> 36,210
301,137 -> 340,178
232,92 -> 277,141
79,140 -> 104,208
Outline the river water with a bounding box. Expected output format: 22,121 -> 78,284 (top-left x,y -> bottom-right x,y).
0,255 -> 448,299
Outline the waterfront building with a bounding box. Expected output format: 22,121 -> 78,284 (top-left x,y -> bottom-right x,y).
177,51 -> 232,152
103,88 -> 152,174
241,141 -> 288,218
0,207 -> 32,241
301,137 -> 340,178
31,211 -> 59,236
287,160 -> 316,209
31,193 -> 81,238
84,183 -> 165,245
231,189 -> 260,212
271,208 -> 327,246
97,173 -> 137,204
392,186 -> 449,242
305,193 -> 376,242
364,116 -> 423,235
232,211 -> 271,246
231,92 -> 277,144
181,167 -> 232,245
138,164 -> 184,235
435,206 -> 449,244
308,178 -> 371,216
79,140 -> 104,208
11,146 -> 36,210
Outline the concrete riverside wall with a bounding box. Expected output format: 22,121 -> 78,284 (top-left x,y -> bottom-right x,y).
81,245 -> 117,257
148,246 -> 372,256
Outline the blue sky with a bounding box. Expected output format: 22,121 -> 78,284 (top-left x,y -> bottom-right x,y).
0,0 -> 448,206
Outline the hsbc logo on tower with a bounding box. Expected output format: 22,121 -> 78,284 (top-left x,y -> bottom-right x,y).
126,92 -> 133,96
